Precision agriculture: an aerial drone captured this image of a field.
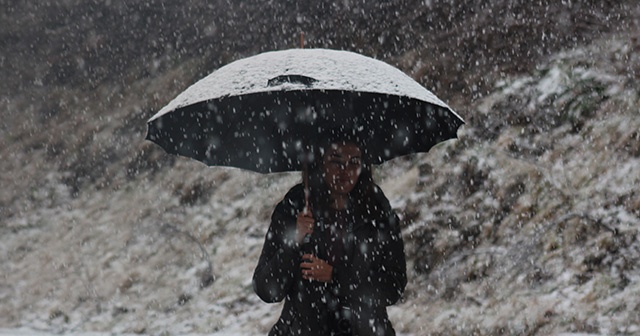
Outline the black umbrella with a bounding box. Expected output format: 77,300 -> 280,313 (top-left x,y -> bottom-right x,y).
147,48 -> 464,175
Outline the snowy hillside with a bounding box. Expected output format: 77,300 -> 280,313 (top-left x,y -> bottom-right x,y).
391,36 -> 640,335
1,1 -> 639,335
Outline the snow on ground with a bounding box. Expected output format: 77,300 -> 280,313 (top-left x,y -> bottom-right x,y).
2,30 -> 639,336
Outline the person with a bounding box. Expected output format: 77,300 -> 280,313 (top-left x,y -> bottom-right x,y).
253,136 -> 407,336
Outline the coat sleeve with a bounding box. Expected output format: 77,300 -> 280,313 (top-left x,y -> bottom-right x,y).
353,187 -> 407,307
252,186 -> 303,303
371,207 -> 407,306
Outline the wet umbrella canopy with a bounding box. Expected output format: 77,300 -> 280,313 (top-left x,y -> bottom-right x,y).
146,48 -> 464,173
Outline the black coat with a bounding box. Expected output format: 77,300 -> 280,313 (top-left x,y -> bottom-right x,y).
253,184 -> 407,336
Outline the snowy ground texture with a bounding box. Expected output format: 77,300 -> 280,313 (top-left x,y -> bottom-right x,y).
2,7 -> 640,336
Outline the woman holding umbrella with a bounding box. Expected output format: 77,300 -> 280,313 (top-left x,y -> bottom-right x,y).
146,47 -> 463,334
253,134 -> 407,336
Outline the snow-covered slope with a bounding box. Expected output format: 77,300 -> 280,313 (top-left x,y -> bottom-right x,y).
1,2 -> 639,335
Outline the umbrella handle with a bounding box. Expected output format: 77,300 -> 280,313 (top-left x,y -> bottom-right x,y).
301,158 -> 313,253
303,160 -> 310,215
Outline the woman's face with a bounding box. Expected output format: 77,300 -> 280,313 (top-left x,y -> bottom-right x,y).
322,142 -> 363,196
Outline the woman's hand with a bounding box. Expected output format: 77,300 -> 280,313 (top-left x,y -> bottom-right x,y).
300,254 -> 333,282
296,211 -> 315,244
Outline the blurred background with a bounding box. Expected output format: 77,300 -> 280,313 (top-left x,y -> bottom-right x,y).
1,1 -> 639,335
